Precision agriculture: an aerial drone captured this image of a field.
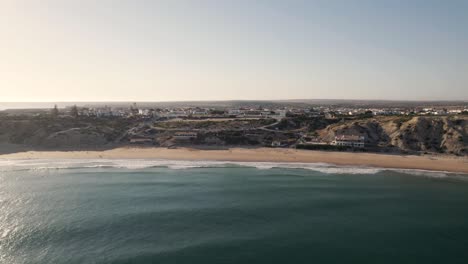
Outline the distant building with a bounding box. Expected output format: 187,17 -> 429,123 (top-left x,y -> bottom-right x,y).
271,140 -> 288,147
275,110 -> 288,118
191,110 -> 208,116
173,132 -> 198,140
138,109 -> 151,116
228,109 -> 243,116
168,111 -> 188,118
331,135 -> 365,148
300,136 -> 328,146
96,107 -> 113,117
244,110 -> 262,117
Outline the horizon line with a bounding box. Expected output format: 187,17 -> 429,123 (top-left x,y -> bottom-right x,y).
1,98 -> 467,104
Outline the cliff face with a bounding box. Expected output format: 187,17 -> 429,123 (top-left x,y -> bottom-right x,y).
0,115 -> 466,156
318,116 -> 467,155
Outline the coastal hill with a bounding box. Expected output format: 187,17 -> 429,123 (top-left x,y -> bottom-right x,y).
0,114 -> 466,156
0,116 -> 134,152
318,116 -> 467,155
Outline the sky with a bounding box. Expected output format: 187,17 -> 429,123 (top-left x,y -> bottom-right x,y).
1,0 -> 467,102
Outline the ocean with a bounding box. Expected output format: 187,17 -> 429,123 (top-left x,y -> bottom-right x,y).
1,159 -> 468,264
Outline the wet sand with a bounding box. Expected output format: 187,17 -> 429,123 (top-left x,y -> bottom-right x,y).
1,147 -> 467,173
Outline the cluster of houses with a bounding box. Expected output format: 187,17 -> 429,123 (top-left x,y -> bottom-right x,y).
78,107 -> 192,118
331,135 -> 365,148
75,106 -> 289,119
68,103 -> 468,120
130,129 -> 367,150
228,109 -> 287,119
418,108 -> 467,115
296,134 -> 366,149
327,107 -> 468,117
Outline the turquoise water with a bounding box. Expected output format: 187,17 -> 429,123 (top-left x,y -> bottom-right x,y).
1,160 -> 468,264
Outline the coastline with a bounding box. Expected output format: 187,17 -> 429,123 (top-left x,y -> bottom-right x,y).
0,147 -> 467,174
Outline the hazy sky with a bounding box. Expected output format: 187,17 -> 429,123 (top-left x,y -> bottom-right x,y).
1,0 -> 467,102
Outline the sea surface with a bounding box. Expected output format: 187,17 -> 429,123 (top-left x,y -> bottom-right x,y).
1,159 -> 468,264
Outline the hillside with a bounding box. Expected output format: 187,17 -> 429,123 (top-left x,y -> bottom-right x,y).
318,116 -> 467,155
0,115 -> 466,156
0,116 -> 135,152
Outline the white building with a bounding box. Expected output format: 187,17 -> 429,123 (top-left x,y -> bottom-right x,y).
168,111 -> 188,118
228,109 -> 244,116
138,109 -> 151,116
173,132 -> 198,140
448,109 -> 462,114
331,135 -> 365,148
191,110 -> 208,116
96,108 -> 113,117
275,110 -> 288,118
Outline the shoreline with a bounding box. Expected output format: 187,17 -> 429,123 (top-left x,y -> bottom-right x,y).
0,147 -> 467,174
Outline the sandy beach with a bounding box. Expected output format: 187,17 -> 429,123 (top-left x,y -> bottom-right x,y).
0,147 -> 467,174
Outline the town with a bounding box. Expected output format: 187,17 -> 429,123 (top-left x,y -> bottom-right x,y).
1,100 -> 466,156
60,102 -> 468,119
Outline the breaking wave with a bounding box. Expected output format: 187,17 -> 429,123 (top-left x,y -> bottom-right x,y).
0,158 -> 466,180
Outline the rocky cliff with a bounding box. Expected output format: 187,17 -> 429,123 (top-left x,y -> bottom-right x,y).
318,116 -> 467,155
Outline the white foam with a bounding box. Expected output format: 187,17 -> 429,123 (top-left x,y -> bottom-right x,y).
390,168 -> 468,181
0,158 -> 466,179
